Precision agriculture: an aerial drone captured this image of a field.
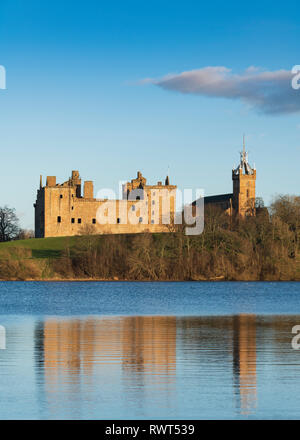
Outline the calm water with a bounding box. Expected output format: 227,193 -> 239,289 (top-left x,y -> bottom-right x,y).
1,281 -> 300,419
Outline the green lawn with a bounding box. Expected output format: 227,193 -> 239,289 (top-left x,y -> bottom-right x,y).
0,232 -> 167,259
0,236 -> 79,258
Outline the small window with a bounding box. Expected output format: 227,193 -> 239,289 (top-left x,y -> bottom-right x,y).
153,192 -> 156,196
152,210 -> 155,215
132,205 -> 135,211
78,218 -> 81,224
92,218 -> 96,224
57,216 -> 61,223
71,206 -> 74,210
117,218 -> 120,224
139,217 -> 143,223
71,218 -> 75,223
152,200 -> 155,205
151,220 -> 154,224
72,194 -> 74,198
136,196 -> 140,200
60,195 -> 63,199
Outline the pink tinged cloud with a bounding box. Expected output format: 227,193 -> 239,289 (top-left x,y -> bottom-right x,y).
145,66 -> 298,115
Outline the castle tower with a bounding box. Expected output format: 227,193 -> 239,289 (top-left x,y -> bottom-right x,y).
70,170 -> 81,198
232,136 -> 256,216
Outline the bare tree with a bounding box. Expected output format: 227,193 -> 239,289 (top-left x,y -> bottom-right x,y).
0,206 -> 20,242
17,229 -> 34,240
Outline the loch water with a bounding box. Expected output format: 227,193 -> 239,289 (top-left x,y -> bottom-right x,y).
0,281 -> 300,419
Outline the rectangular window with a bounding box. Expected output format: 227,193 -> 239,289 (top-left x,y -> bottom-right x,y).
71,218 -> 75,223
151,220 -> 154,224
117,218 -> 120,224
152,200 -> 155,205
78,218 -> 81,224
132,205 -> 135,211
60,195 -> 63,199
92,218 -> 96,224
139,217 -> 143,223
57,216 -> 61,223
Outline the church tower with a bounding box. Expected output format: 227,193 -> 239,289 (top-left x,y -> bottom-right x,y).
232,136 -> 256,216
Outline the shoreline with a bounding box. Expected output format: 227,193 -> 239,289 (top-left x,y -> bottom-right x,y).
0,278 -> 299,282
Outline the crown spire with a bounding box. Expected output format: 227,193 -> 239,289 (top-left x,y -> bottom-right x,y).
233,134 -> 254,176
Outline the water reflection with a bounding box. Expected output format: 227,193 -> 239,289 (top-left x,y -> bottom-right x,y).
41,316 -> 176,375
121,317 -> 176,374
35,317 -> 177,418
29,314 -> 300,419
232,315 -> 257,415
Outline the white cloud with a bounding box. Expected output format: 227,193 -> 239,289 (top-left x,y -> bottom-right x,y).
143,66 -> 299,115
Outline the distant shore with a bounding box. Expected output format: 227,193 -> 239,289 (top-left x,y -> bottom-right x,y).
1,276 -> 299,282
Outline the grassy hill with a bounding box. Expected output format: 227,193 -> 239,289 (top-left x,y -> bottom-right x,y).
0,235 -> 88,280
0,233 -> 181,280
0,214 -> 299,281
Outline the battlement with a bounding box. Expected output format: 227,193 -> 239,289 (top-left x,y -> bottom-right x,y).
123,171 -> 176,200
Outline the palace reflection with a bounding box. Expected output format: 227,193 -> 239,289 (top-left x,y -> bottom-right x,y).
34,316 -> 177,417
41,316 -> 176,376
34,314 -> 259,417
232,315 -> 257,415
121,316 -> 176,374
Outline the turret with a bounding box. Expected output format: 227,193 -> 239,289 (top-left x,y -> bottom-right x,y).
232,135 -> 256,216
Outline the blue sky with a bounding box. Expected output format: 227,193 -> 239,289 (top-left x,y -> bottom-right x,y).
0,0 -> 300,228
